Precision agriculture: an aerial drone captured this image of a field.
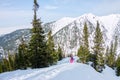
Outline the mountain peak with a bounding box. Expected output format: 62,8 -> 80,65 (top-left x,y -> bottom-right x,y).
81,13 -> 96,17
57,17 -> 74,21
51,17 -> 75,35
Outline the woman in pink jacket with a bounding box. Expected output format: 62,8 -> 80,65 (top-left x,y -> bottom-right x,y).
70,54 -> 74,63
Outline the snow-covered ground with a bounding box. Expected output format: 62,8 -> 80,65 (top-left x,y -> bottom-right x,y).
0,57 -> 120,80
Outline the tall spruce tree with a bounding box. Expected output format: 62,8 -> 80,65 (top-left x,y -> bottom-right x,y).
92,21 -> 105,72
47,31 -> 58,65
83,22 -> 89,49
78,22 -> 90,63
28,0 -> 49,68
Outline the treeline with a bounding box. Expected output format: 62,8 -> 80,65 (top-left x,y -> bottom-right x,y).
0,30 -> 63,73
77,21 -> 120,76
0,0 -> 63,73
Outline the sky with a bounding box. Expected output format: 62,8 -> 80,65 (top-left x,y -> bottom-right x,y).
0,0 -> 120,35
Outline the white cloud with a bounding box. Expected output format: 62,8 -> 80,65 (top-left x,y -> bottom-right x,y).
44,5 -> 58,10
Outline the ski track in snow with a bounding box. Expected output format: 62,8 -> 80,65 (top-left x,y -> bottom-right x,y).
0,57 -> 120,80
30,63 -> 74,80
0,63 -> 74,80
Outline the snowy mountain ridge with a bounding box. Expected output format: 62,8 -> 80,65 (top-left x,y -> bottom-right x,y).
0,13 -> 120,55
51,13 -> 120,35
52,13 -> 120,37
45,13 -> 120,55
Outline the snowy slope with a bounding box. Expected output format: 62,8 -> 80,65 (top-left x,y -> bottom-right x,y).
49,17 -> 75,35
0,57 -> 120,80
47,13 -> 120,55
99,14 -> 120,42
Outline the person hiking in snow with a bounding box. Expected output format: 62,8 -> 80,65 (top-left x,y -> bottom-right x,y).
70,54 -> 74,63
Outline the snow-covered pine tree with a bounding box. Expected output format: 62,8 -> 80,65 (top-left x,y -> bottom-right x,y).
28,0 -> 50,68
92,21 -> 105,72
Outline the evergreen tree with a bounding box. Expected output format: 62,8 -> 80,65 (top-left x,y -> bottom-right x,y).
77,45 -> 85,63
116,55 -> 120,76
83,22 -> 89,49
106,36 -> 118,69
96,52 -> 105,72
1,52 -> 13,72
106,42 -> 115,68
113,36 -> 118,68
28,0 -> 50,68
92,21 -> 105,72
2,58 -> 11,72
105,46 -> 109,64
106,46 -> 109,54
15,38 -> 28,69
7,52 -> 15,70
7,58 -> 12,71
0,61 -> 3,73
78,46 -> 90,63
113,36 -> 118,55
47,31 -> 58,65
78,22 -> 90,63
83,22 -> 90,63
14,53 -> 20,69
57,45 -> 63,61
